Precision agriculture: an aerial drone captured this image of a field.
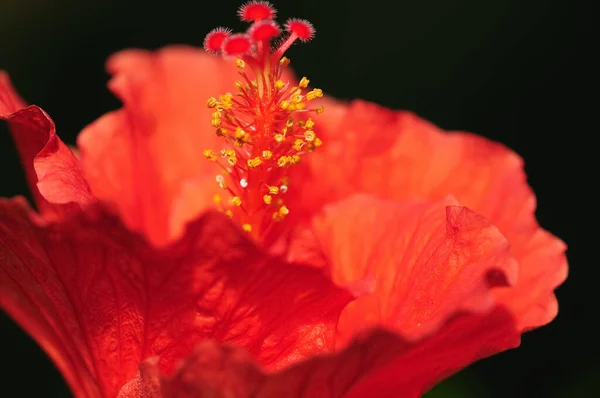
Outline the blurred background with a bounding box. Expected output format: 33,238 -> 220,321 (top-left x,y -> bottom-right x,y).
0,0 -> 594,396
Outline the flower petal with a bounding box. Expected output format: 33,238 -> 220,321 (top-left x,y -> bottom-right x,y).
298,99 -> 567,332
0,72 -> 93,215
77,46 -> 240,246
124,311 -> 517,398
0,198 -> 351,397
297,194 -> 517,345
338,311 -> 519,398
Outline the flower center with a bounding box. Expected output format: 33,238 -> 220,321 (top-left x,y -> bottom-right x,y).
202,1 -> 324,241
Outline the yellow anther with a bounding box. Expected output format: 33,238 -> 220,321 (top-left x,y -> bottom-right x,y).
304,130 -> 316,142
247,157 -> 262,168
279,57 -> 290,66
235,81 -> 244,89
304,118 -> 315,129
218,180 -> 227,189
203,149 -> 217,161
213,194 -> 222,204
221,149 -> 234,157
299,77 -> 310,88
314,137 -> 323,147
236,59 -> 245,68
262,150 -> 273,160
277,156 -> 292,167
263,194 -> 272,205
291,154 -> 301,164
242,224 -> 252,232
286,118 -> 295,128
216,128 -> 227,137
292,95 -> 303,104
225,209 -> 233,218
234,140 -> 244,148
219,94 -> 232,107
306,89 -> 323,101
268,186 -> 279,195
290,87 -> 302,96
212,118 -> 221,127
207,97 -> 217,108
231,196 -> 242,206
293,139 -> 305,151
280,100 -> 290,110
316,106 -> 325,114
275,80 -> 286,90
235,127 -> 246,139
273,204 -> 290,221
296,103 -> 306,110
274,133 -> 285,143
221,92 -> 233,100
287,104 -> 297,112
227,155 -> 237,166
212,111 -> 222,119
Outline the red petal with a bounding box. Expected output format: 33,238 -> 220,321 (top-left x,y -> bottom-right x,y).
0,72 -> 94,216
0,199 -> 351,397
126,312 -> 517,398
296,99 -> 567,333
77,46 -> 240,246
340,312 -> 519,397
301,195 -> 517,344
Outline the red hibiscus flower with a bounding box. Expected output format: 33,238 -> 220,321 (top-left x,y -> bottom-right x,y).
0,2 -> 567,397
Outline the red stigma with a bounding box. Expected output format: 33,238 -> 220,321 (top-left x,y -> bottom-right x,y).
285,19 -> 315,42
248,20 -> 281,41
203,3 -> 316,65
203,27 -> 232,54
222,34 -> 255,57
238,1 -> 277,22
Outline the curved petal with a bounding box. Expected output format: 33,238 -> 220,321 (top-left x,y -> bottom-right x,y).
294,195 -> 517,346
77,46 -> 241,246
0,198 -> 351,397
0,72 -> 94,216
295,99 -> 567,333
124,311 -> 518,398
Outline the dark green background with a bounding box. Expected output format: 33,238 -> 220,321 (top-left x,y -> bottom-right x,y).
0,0 -> 593,396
